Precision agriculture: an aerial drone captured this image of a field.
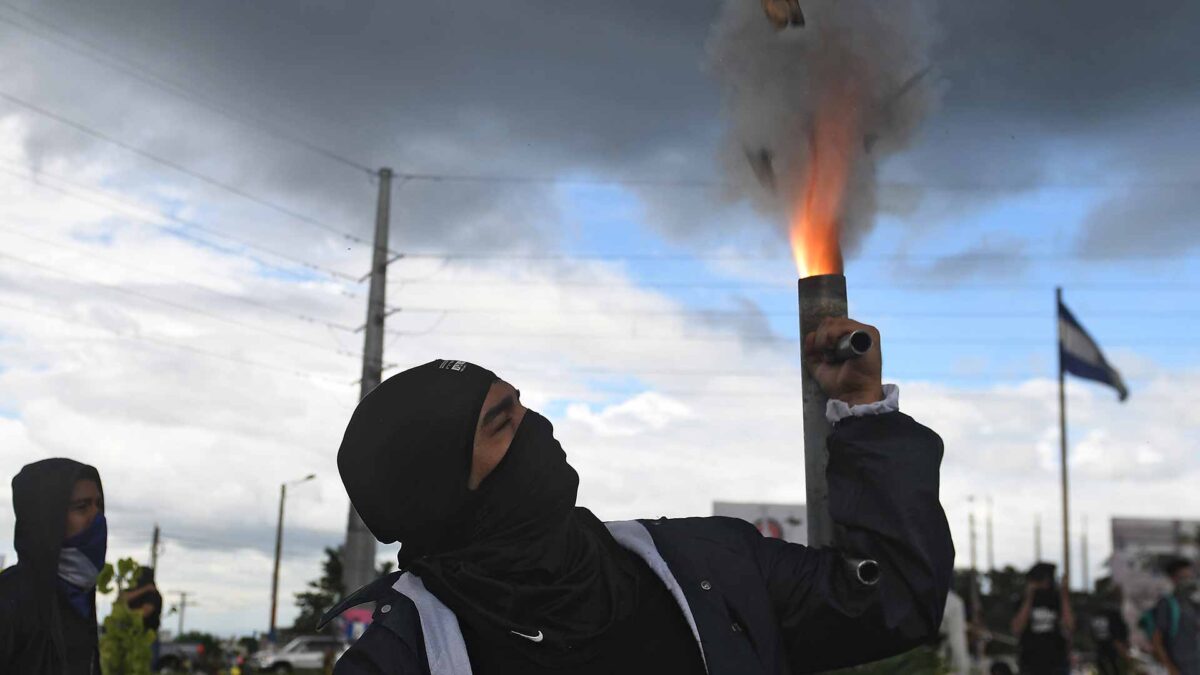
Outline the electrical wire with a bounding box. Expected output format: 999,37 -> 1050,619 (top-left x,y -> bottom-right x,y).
386,277 -> 1200,292
381,328 -> 1183,348
385,306 -> 1197,320
0,160 -> 360,282
0,224 -> 358,333
0,2 -> 375,175
0,300 -> 349,385
0,250 -> 368,361
0,88 -> 388,252
395,250 -> 1200,263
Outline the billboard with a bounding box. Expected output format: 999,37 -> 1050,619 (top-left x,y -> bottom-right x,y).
713,501 -> 807,545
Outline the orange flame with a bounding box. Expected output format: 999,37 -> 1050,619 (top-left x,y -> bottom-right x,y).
789,80 -> 862,278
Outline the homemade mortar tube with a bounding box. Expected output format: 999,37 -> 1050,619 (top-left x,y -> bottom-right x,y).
798,273 -> 849,548
830,329 -> 873,362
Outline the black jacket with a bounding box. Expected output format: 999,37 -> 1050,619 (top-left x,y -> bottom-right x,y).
327,412 -> 954,674
0,459 -> 103,675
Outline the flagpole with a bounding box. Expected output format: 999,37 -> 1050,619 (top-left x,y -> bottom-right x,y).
1057,286 -> 1071,589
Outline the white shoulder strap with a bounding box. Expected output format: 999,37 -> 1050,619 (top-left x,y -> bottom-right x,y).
392,573 -> 473,675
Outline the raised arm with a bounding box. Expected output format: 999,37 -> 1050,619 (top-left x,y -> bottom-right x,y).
751,318 -> 953,672
752,410 -> 953,672
1011,583 -> 1036,635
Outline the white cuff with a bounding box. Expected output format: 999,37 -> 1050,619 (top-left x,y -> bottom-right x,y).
826,384 -> 900,425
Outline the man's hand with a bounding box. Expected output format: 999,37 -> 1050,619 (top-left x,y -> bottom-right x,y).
803,317 -> 883,406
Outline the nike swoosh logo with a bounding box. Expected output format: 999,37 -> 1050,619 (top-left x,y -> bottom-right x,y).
510,629 -> 544,643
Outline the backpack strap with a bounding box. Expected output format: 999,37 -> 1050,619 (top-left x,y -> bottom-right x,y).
1169,595 -> 1181,640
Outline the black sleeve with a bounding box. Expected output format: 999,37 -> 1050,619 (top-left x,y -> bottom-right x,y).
334,593 -> 428,675
752,412 -> 954,673
0,595 -> 13,671
1111,610 -> 1130,641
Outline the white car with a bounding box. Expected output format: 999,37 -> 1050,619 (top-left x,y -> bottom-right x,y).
251,636 -> 346,673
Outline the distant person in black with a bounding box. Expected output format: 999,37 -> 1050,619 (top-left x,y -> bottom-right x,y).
1152,558 -> 1200,675
323,318 -> 955,674
1089,580 -> 1130,675
123,565 -> 164,665
0,458 -> 107,675
1011,562 -> 1074,675
122,566 -> 163,631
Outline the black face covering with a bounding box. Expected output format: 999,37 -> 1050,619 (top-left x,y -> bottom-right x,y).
337,360 -> 639,665
338,359 -> 496,559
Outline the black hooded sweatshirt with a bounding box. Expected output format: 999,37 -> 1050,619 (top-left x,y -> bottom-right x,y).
0,458 -> 104,675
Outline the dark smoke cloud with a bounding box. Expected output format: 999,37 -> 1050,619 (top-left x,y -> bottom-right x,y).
895,240 -> 1030,283
1079,188 -> 1200,258
2,0 -> 1197,265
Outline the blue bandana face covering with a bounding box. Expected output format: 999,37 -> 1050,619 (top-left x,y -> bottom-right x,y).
59,513 -> 107,616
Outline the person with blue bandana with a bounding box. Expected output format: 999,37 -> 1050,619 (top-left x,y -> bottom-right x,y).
0,458 -> 106,674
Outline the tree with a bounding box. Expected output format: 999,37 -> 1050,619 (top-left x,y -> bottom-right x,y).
97,558 -> 155,675
292,546 -> 344,634
292,547 -> 398,634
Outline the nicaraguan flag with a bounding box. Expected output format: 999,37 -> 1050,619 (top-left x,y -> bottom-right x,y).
1059,301 -> 1129,401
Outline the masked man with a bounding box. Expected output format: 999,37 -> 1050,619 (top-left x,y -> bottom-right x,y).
0,458 -> 107,674
324,318 -> 953,674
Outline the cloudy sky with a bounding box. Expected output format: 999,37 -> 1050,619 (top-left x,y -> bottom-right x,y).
1,0 -> 1197,637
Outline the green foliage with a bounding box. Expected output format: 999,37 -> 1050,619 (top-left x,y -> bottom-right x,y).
292,546 -> 398,635
823,646 -> 948,674
98,558 -> 155,675
292,546 -> 345,634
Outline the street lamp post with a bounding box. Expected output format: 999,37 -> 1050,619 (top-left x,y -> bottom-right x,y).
269,473 -> 316,641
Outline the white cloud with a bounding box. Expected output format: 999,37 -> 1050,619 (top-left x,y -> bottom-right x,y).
1,119 -> 1198,637
565,392 -> 693,437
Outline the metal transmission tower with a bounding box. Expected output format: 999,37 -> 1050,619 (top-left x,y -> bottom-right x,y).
342,168 -> 394,595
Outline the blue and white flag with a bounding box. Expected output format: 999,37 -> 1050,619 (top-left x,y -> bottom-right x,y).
1059,301 -> 1129,401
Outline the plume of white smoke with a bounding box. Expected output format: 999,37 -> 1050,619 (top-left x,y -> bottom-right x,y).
708,0 -> 938,254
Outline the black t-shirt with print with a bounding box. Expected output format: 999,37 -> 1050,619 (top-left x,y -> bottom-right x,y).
1019,590 -> 1068,669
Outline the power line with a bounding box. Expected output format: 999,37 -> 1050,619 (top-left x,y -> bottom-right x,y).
0,250 -> 369,361
382,328 -> 1185,347
0,88 -> 385,251
6,3 -> 1199,196
495,365 -> 1050,380
392,171 -> 1200,192
0,224 -> 358,333
386,306 -> 1198,320
387,278 -> 1200,292
0,300 -> 349,385
394,171 -> 723,189
0,3 -> 374,175
0,160 -> 360,282
395,250 -> 1200,263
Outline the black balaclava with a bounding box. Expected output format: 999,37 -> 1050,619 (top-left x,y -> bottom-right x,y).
338,359 -> 638,665
1027,562 -> 1060,609
11,458 -> 104,666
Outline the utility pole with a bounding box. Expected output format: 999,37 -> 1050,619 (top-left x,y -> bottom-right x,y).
967,496 -> 982,660
1082,515 -> 1090,592
986,496 -> 995,573
150,524 -> 160,570
968,496 -> 978,573
270,482 -> 286,641
1035,513 -> 1043,561
172,591 -> 191,636
270,474 -> 315,641
342,167 -> 393,596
